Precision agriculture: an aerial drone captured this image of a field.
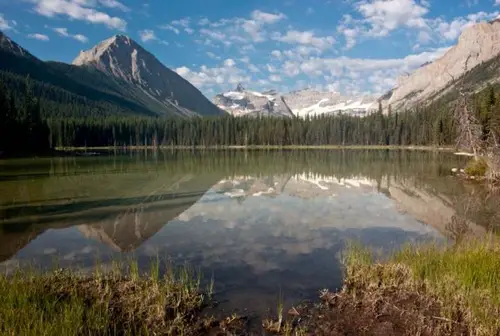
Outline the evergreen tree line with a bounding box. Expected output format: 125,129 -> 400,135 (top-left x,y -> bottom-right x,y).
0,77 -> 50,153
1,76 -> 500,151
45,107 -> 455,148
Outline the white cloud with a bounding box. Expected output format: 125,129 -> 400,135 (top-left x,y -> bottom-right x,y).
417,30 -> 432,44
33,0 -> 127,30
171,18 -> 191,27
200,28 -> 226,40
269,74 -> 282,82
429,11 -> 499,41
139,29 -> 157,42
277,46 -> 450,94
198,17 -> 210,26
250,10 -> 286,24
175,61 -> 251,88
196,10 -> 286,44
223,58 -> 236,67
271,50 -> 283,60
273,30 -> 335,51
356,0 -> 429,36
184,27 -> 194,34
53,27 -> 88,43
28,33 -> 49,41
160,24 -> 180,34
0,13 -> 14,31
206,51 -> 220,60
248,64 -> 260,73
98,0 -> 129,12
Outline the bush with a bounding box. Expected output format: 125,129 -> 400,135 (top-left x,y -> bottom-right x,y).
464,157 -> 488,177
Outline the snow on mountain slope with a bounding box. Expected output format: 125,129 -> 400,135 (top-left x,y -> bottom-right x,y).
213,84 -> 294,117
284,89 -> 378,117
73,35 -> 223,117
215,86 -> 378,118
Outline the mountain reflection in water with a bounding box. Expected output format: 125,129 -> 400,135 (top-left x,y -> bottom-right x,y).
0,150 -> 498,315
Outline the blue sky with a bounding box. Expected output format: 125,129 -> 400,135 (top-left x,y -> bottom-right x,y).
1,0 -> 499,97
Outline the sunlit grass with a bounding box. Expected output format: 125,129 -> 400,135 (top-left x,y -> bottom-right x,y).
344,236 -> 500,335
0,261 -> 209,335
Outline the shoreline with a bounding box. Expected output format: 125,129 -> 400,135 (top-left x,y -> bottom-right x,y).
2,238 -> 498,335
55,145 -> 457,152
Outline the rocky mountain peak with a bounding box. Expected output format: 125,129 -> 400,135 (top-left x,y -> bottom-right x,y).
235,83 -> 246,92
0,31 -> 34,59
384,19 -> 500,111
72,35 -> 222,116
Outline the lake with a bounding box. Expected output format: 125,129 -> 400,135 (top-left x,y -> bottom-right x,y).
0,150 -> 498,317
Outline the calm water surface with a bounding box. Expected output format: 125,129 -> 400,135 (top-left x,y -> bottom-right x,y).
0,150 -> 498,316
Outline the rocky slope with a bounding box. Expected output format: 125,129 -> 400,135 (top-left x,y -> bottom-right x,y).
74,35 -> 222,117
385,20 -> 500,111
214,86 -> 377,117
283,89 -> 378,117
0,31 -> 222,117
213,84 -> 294,117
0,31 -> 35,59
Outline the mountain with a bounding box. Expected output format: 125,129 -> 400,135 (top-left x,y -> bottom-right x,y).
384,20 -> 500,111
214,85 -> 378,117
73,35 -> 222,117
213,84 -> 294,117
0,32 -> 223,117
283,89 -> 378,117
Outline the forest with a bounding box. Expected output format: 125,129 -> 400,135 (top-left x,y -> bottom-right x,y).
1,75 -> 500,151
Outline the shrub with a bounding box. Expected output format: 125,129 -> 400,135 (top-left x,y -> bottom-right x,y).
464,157 -> 488,177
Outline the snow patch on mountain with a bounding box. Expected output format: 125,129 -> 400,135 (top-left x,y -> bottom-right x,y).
214,84 -> 294,117
215,86 -> 378,118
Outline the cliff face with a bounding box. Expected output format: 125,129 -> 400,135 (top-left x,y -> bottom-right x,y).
386,21 -> 500,110
73,35 -> 223,117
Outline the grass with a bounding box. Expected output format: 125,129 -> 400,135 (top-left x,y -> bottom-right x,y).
465,157 -> 489,177
0,260 -> 213,335
343,238 -> 500,335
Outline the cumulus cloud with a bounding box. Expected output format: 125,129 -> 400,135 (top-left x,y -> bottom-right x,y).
356,0 -> 429,36
429,11 -> 499,41
53,27 -> 88,43
33,0 -> 127,30
98,0 -> 129,12
139,29 -> 157,42
273,30 -> 335,51
250,10 -> 286,24
159,24 -> 180,34
0,13 -> 14,31
28,33 -> 49,41
175,61 -> 251,88
171,18 -> 191,27
196,10 -> 286,44
269,74 -> 282,82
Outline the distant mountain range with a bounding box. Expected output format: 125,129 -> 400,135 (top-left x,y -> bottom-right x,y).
3,19 -> 500,118
214,84 -> 378,117
0,32 -> 223,117
215,20 -> 500,116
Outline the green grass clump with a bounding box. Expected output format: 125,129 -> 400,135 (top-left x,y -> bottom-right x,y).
0,261 -> 208,335
344,238 -> 500,335
465,157 -> 488,177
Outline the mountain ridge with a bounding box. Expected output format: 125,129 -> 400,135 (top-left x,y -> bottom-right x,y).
73,34 -> 222,117
0,32 -> 223,117
384,20 -> 500,111
214,85 -> 378,117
